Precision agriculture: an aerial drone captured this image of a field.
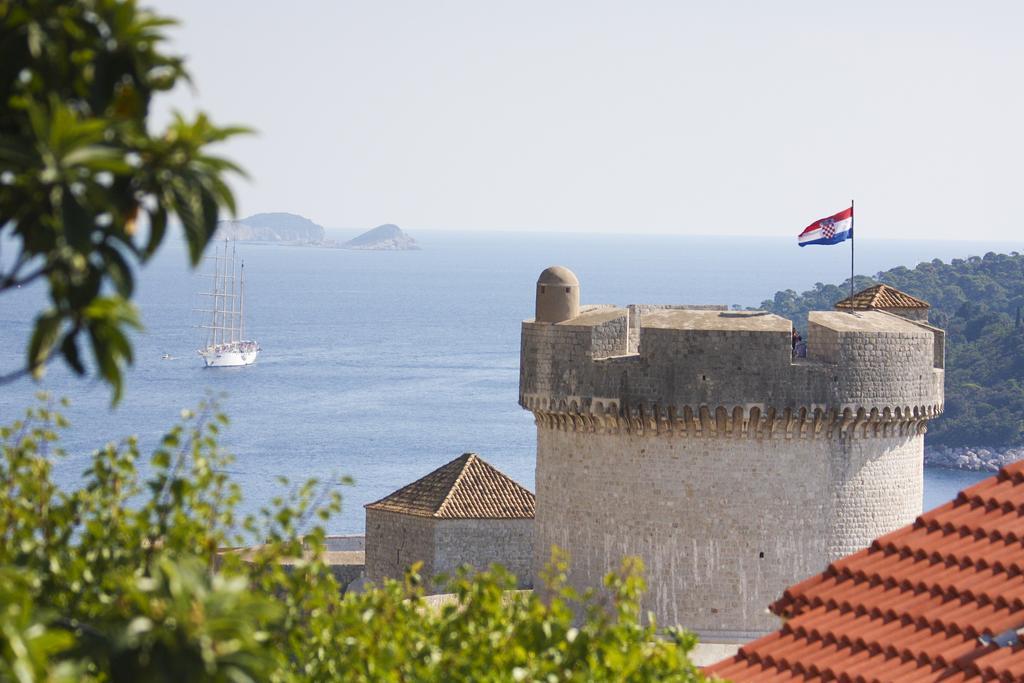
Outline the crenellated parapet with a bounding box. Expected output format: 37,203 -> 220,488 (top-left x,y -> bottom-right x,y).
520,304 -> 944,441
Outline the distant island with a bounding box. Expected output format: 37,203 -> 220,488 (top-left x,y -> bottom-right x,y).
342,224 -> 420,251
216,212 -> 326,244
215,215 -> 420,251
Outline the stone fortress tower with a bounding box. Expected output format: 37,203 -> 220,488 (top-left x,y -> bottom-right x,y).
519,267 -> 945,644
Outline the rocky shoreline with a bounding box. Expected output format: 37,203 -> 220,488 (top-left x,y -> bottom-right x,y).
924,445 -> 1024,472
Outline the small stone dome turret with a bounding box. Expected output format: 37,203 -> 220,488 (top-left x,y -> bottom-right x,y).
535,266 -> 580,323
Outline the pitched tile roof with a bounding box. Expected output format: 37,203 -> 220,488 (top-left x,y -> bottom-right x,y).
364,453 -> 535,519
707,460 -> 1024,682
835,284 -> 930,310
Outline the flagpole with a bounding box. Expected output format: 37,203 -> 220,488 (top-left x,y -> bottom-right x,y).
850,199 -> 855,306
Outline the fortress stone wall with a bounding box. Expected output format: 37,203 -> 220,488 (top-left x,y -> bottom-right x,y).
520,267 -> 944,642
365,509 -> 436,582
364,453 -> 535,589
434,519 -> 533,586
365,510 -> 533,588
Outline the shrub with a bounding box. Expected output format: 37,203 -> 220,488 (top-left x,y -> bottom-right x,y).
0,399 -> 704,681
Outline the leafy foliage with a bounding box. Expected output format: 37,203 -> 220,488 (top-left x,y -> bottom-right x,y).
761,251 -> 1024,447
0,399 -> 704,681
0,0 -> 248,399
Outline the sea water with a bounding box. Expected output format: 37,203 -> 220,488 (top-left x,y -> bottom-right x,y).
0,231 -> 1012,533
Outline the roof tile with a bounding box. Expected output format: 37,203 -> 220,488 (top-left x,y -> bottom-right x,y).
707,460 -> 1024,681
364,453 -> 535,519
835,284 -> 931,310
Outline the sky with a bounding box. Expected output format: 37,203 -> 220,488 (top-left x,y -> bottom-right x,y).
153,1 -> 1024,239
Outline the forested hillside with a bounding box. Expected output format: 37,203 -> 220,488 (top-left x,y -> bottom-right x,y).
761,251 -> 1024,447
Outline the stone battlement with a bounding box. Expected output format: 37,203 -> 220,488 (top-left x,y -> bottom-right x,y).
520,305 -> 943,440
522,267 -> 947,640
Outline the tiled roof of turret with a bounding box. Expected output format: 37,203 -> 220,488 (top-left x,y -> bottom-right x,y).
365,453 -> 535,519
834,284 -> 930,310
706,459 -> 1024,681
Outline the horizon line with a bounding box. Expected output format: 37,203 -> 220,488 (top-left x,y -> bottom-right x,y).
319,225 -> 1024,245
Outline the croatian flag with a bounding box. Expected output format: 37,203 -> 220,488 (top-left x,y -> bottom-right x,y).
798,206 -> 853,247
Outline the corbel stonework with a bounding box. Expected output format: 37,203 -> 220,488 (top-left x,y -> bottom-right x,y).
523,395 -> 943,441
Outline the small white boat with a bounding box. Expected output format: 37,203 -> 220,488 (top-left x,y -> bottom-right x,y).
195,240 -> 261,368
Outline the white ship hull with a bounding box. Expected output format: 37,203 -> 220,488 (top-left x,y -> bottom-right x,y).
199,342 -> 260,367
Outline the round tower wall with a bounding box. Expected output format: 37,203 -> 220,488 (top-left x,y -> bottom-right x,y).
533,427 -> 923,639
520,293 -> 943,641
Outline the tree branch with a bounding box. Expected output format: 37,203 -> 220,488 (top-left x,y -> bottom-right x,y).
0,340 -> 61,385
0,261 -> 48,291
0,364 -> 33,385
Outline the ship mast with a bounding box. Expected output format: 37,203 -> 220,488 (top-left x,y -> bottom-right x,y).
218,240 -> 227,346
196,238 -> 252,355
229,241 -> 238,343
240,259 -> 246,341
211,241 -> 222,347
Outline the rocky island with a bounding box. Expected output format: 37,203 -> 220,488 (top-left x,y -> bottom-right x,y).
214,215 -> 420,251
342,224 -> 420,251
216,212 -> 327,244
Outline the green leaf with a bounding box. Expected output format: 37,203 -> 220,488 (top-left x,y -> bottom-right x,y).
61,146 -> 132,174
144,206 -> 168,258
27,311 -> 61,377
60,332 -> 85,375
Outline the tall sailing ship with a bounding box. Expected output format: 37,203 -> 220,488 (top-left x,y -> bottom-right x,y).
196,240 -> 260,367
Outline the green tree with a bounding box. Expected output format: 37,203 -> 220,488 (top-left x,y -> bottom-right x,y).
0,0 -> 247,400
0,399 -> 704,681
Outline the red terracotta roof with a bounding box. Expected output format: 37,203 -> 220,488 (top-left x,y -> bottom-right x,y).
835,284 -> 930,310
364,453 -> 535,519
707,460 -> 1024,682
